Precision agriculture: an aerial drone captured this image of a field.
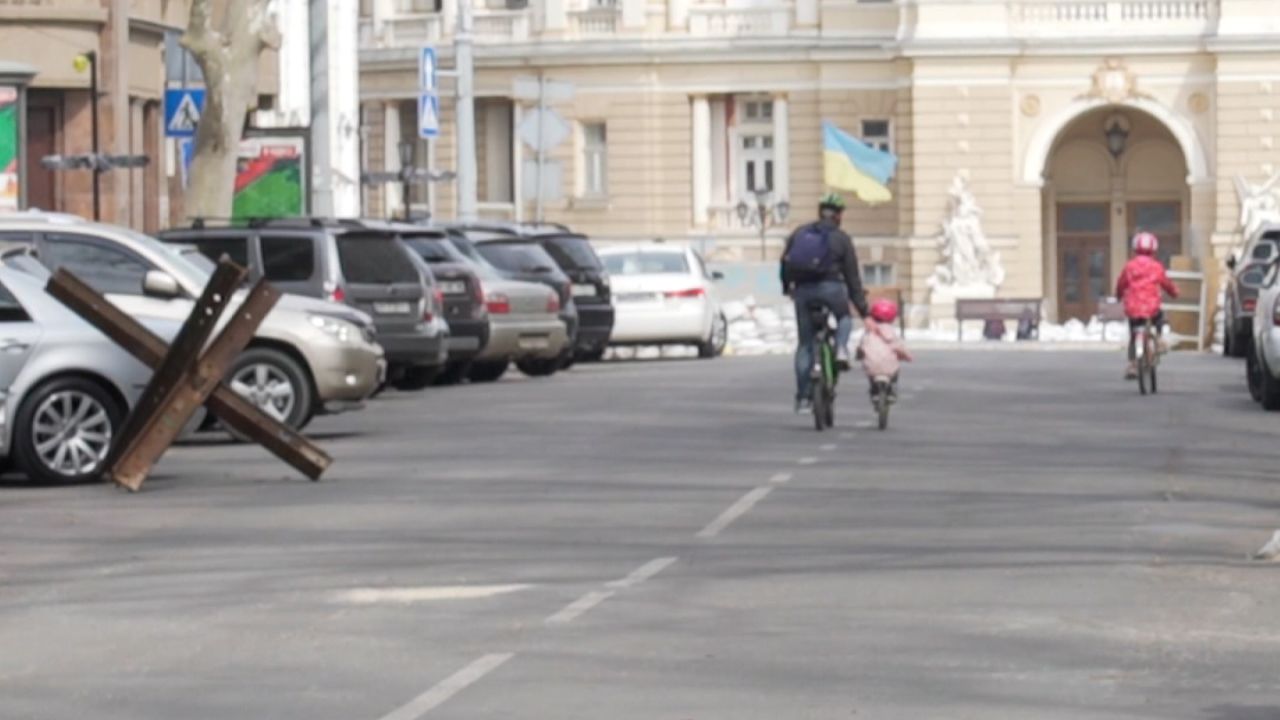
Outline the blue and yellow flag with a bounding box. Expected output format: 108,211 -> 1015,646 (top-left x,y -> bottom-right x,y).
822,121 -> 898,205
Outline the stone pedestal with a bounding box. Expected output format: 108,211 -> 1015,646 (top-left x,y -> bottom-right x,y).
928,282 -> 997,337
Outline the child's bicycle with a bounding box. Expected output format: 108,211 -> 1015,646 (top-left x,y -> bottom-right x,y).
1131,318 -> 1160,395
869,376 -> 893,430
806,301 -> 838,431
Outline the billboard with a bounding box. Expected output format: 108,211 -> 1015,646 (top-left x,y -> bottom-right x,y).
0,87 -> 18,212
232,131 -> 307,220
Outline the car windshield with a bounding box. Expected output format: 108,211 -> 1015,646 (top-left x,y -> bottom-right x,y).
542,235 -> 603,271
337,234 -> 420,284
403,236 -> 462,263
476,242 -> 563,276
602,250 -> 689,276
114,227 -> 215,289
444,235 -> 506,280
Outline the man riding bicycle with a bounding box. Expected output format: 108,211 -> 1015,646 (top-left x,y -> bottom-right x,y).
781,193 -> 871,414
1116,231 -> 1179,379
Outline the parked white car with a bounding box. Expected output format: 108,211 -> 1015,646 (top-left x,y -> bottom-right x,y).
597,244 -> 726,358
1248,259 -> 1280,410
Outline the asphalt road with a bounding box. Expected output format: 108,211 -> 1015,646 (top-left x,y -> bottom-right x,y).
2,350 -> 1279,720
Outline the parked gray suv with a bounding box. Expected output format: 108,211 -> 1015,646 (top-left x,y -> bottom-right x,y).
160,218 -> 449,390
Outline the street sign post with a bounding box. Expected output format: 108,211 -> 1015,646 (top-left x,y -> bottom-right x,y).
517,108 -> 571,152
163,88 -> 205,138
512,75 -> 574,222
419,47 -> 437,93
419,94 -> 440,139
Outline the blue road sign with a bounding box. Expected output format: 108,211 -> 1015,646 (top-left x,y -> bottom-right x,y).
419,47 -> 437,93
164,89 -> 205,138
419,94 -> 440,139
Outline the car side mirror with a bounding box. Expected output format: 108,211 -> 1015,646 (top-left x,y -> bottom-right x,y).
142,270 -> 181,299
711,270 -> 725,281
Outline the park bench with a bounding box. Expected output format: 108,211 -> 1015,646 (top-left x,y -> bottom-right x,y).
954,297 -> 1043,341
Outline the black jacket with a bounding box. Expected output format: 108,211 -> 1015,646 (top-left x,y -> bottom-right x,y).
780,219 -> 869,317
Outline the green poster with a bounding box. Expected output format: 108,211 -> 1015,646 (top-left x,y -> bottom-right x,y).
0,87 -> 18,211
232,135 -> 305,220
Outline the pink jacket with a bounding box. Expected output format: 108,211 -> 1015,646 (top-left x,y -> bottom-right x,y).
859,323 -> 913,379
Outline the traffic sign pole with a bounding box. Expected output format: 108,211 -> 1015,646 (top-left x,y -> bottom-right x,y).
455,0 -> 477,222
535,75 -> 545,223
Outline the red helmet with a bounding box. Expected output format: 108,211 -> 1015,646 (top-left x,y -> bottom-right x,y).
1132,232 -> 1159,256
870,298 -> 898,323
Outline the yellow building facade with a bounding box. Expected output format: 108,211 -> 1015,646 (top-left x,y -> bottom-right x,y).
359,0 -> 1280,323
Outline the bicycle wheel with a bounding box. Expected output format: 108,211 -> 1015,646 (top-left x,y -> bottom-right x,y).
1145,333 -> 1159,395
824,386 -> 835,428
811,377 -> 828,431
1136,332 -> 1149,396
876,387 -> 890,430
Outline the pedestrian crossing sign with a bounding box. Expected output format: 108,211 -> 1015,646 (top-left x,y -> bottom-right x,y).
419,94 -> 440,139
164,89 -> 205,138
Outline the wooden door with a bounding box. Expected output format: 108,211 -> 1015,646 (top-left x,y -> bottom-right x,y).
1057,203 -> 1111,322
1128,201 -> 1182,266
24,104 -> 56,211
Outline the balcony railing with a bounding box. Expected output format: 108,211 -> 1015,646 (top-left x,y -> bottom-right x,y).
1010,0 -> 1218,36
688,3 -> 792,37
474,8 -> 531,41
360,13 -> 445,47
569,7 -> 620,36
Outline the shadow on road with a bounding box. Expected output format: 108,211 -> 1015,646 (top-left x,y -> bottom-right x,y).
1203,705 -> 1280,720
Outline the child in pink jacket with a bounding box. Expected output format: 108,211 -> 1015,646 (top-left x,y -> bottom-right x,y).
858,299 -> 914,401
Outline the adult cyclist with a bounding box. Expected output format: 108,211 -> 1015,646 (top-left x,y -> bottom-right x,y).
781,193 -> 871,414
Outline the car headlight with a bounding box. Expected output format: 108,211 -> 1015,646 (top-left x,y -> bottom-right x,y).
309,313 -> 357,343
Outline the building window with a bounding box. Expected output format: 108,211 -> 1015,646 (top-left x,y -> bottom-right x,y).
740,134 -> 774,193
861,119 -> 892,153
864,262 -> 895,287
735,96 -> 775,197
582,122 -> 608,197
743,100 -> 773,122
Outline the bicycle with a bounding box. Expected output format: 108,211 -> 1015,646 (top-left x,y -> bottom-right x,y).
807,301 -> 838,431
1131,319 -> 1160,396
869,376 -> 893,430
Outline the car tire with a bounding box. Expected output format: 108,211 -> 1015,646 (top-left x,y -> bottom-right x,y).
13,376 -> 124,484
434,361 -> 473,386
393,365 -> 439,391
468,361 -> 509,383
698,313 -> 728,359
516,357 -> 561,378
1261,354 -> 1280,411
227,348 -> 314,432
1230,328 -> 1251,359
1246,350 -> 1264,402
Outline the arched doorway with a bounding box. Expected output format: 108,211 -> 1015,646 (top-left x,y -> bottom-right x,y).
1042,107 -> 1191,322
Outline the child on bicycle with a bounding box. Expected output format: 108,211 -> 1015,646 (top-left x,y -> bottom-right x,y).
858,299 -> 914,401
1115,231 -> 1179,380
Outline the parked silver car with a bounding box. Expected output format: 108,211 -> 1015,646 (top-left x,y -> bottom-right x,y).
1247,256 -> 1280,409
0,266 -> 187,483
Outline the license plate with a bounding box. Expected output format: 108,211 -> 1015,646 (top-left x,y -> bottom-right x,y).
439,281 -> 467,295
571,283 -> 597,297
616,292 -> 656,303
518,336 -> 551,350
448,336 -> 480,351
372,301 -> 412,314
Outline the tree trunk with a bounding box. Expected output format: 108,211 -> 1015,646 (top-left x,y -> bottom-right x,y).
182,0 -> 279,222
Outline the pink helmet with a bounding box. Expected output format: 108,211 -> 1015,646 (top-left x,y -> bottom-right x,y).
870,298 -> 898,323
1132,231 -> 1159,256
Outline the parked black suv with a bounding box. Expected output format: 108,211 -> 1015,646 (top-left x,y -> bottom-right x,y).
159,218 -> 449,390
519,229 -> 613,362
396,228 -> 491,384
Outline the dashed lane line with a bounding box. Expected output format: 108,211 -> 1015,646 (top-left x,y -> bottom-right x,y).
769,472 -> 793,485
607,557 -> 678,590
820,443 -> 837,452
546,590 -> 616,625
696,486 -> 774,539
376,653 -> 514,720
798,457 -> 818,465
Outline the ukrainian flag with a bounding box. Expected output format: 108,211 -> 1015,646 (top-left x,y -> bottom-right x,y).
822,121 -> 898,205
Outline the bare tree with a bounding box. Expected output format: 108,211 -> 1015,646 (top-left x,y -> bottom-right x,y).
182,0 -> 280,221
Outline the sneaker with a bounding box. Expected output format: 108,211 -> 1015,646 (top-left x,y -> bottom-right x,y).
1124,363 -> 1138,380
836,347 -> 852,370
795,398 -> 813,415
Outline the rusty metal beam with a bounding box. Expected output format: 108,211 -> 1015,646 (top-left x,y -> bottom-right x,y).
46,269 -> 332,485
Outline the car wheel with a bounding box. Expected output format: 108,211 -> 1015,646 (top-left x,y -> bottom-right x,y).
228,348 -> 314,432
393,365 -> 439,391
1231,328 -> 1252,359
1246,350 -> 1264,402
434,361 -> 473,386
468,361 -> 509,383
698,313 -> 728,359
516,357 -> 561,378
13,376 -> 124,484
1261,354 -> 1280,411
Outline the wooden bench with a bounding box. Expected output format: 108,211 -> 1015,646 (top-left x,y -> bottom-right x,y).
954,298 -> 1043,341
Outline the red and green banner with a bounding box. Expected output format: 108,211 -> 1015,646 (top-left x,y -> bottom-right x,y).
0,87 -> 19,211
232,133 -> 306,220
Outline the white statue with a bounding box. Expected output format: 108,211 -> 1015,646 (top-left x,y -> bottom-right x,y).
929,174 -> 1005,290
1234,173 -> 1280,242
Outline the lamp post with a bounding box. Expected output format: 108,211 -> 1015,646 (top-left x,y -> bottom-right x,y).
73,51 -> 99,220
1104,113 -> 1130,160
398,140 -> 414,219
736,188 -> 790,261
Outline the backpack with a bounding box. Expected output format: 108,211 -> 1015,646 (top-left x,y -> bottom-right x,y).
783,224 -> 835,282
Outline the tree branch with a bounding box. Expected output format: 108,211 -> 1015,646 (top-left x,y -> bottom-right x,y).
180,0 -> 223,55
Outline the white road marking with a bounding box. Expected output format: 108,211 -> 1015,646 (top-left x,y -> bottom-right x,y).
696,486 -> 774,539
334,585 -> 531,605
798,457 -> 818,465
769,472 -> 793,485
377,653 -> 513,720
608,556 -> 678,589
840,432 -> 856,440
855,420 -> 874,429
820,443 -> 837,451
546,590 -> 616,625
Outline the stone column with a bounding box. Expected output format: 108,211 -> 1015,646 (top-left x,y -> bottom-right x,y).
795,0 -> 817,27
543,0 -> 567,33
621,0 -> 645,29
385,99 -> 403,217
668,0 -> 689,31
691,95 -> 711,227
772,94 -> 790,202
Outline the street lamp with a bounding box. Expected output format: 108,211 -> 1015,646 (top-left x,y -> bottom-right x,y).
73,51 -> 100,220
1104,114 -> 1130,160
398,140 -> 414,220
736,188 -> 790,260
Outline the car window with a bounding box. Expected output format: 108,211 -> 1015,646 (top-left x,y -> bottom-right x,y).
190,236 -> 251,268
0,231 -> 36,253
405,237 -> 458,263
43,234 -> 154,295
542,236 -> 602,271
337,235 -> 419,284
476,242 -> 561,274
602,251 -> 689,276
260,234 -> 316,281
0,279 -> 31,322
1244,265 -> 1271,288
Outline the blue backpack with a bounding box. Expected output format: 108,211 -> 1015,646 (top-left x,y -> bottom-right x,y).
784,223 -> 835,282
